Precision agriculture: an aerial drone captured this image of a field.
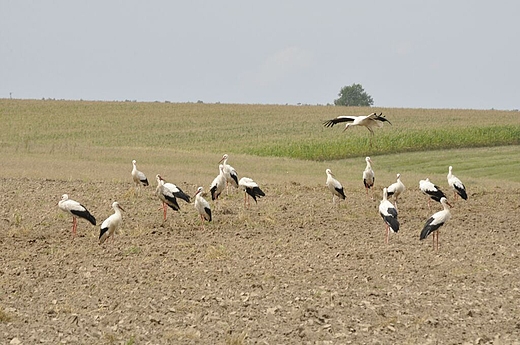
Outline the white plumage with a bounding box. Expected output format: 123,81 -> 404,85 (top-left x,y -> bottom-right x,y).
155,174 -> 180,221
99,202 -> 124,245
159,175 -> 191,204
379,188 -> 399,244
219,154 -> 239,189
58,194 -> 96,236
194,186 -> 212,229
238,177 -> 265,207
131,160 -> 149,195
362,157 -> 375,199
447,166 -> 468,200
210,164 -> 227,201
323,112 -> 391,134
386,173 -> 406,209
325,168 -> 346,204
420,197 -> 452,251
419,178 -> 447,209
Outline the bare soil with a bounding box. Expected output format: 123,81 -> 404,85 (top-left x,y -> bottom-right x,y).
1,177 -> 519,344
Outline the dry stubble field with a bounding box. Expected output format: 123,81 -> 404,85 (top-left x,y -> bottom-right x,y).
1,169 -> 520,344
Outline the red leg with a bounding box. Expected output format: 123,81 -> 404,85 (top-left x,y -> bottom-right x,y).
72,217 -> 77,236
200,214 -> 205,230
162,202 -> 167,221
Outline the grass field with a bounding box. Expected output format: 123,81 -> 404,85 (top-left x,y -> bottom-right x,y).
1,99 -> 520,344
1,99 -> 519,184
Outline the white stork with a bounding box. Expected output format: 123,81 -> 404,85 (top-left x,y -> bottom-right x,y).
155,174 -> 180,221
238,177 -> 265,207
419,178 -> 447,209
379,187 -> 400,244
447,166 -> 468,200
99,202 -> 124,245
363,157 -> 375,200
58,194 -> 96,236
386,173 -> 406,209
325,169 -> 346,205
323,112 -> 391,145
420,197 -> 452,251
131,160 -> 149,195
219,154 -> 239,190
157,174 -> 191,204
210,164 -> 227,202
194,186 -> 212,230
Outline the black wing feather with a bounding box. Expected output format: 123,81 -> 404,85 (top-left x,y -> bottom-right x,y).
246,186 -> 265,203
454,185 -> 468,200
375,113 -> 392,125
383,215 -> 400,232
323,116 -> 355,128
420,217 -> 444,240
335,187 -> 346,199
70,208 -> 96,225
173,189 -> 191,203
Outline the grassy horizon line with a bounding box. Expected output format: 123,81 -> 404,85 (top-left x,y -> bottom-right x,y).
1,99 -> 519,161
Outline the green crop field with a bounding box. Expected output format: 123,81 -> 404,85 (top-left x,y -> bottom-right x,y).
1,99 -> 519,184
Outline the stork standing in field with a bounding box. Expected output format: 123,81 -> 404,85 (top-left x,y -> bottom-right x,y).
419,178 -> 447,210
58,194 -> 96,236
363,157 -> 375,200
239,177 -> 265,207
379,188 -> 400,244
155,174 -> 180,221
131,160 -> 149,195
210,164 -> 227,204
420,197 -> 452,251
323,112 -> 391,145
386,173 -> 406,210
99,202 -> 124,245
325,169 -> 346,206
158,175 -> 191,204
194,187 -> 212,230
447,166 -> 468,200
219,154 -> 239,191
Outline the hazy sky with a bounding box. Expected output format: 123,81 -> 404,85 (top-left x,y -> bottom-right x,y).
1,1 -> 519,109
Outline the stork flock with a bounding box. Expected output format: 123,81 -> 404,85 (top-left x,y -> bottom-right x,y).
321,112 -> 469,250
325,157 -> 468,251
58,154 -> 265,244
58,111 -> 467,251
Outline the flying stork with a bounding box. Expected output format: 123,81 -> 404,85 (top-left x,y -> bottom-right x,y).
323,112 -> 391,135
